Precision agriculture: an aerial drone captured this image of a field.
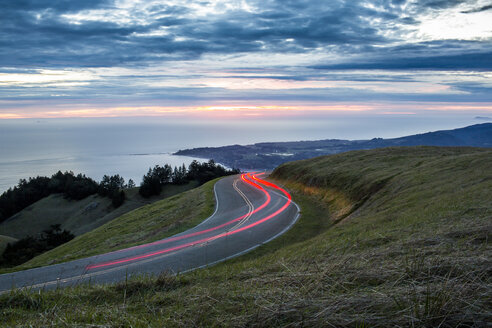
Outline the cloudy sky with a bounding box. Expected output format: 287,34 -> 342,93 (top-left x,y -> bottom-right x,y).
0,0 -> 491,119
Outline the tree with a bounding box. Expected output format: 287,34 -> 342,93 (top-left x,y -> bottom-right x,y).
185,159 -> 238,184
138,165 -> 173,198
0,171 -> 98,224
153,165 -> 172,185
98,174 -> 126,206
98,174 -> 125,196
1,224 -> 74,267
42,224 -> 75,248
139,168 -> 162,197
111,190 -> 126,208
172,164 -> 187,184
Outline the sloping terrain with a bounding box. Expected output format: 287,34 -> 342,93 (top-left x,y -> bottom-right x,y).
1,146 -> 490,327
175,123 -> 492,169
11,179 -> 216,271
0,235 -> 16,255
0,182 -> 198,239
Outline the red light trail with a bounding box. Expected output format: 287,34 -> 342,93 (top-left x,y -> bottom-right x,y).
108,172 -> 270,254
86,173 -> 291,270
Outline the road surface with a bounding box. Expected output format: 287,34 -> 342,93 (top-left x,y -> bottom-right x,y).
0,173 -> 299,293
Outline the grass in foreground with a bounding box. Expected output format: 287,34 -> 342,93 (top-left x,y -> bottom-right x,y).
1,147 -> 491,327
1,179 -> 216,273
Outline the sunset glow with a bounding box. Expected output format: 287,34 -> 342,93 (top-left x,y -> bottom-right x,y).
1,103 -> 492,120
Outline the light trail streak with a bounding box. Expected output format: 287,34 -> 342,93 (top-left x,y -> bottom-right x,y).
86,173 -> 291,270
108,173 -> 270,254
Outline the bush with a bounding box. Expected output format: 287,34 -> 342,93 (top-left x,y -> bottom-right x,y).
0,224 -> 74,267
111,190 -> 126,208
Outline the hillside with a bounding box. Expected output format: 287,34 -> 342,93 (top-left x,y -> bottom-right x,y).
0,235 -> 16,255
7,178 -> 216,271
1,146 -> 490,327
0,182 -> 198,240
175,123 -> 492,169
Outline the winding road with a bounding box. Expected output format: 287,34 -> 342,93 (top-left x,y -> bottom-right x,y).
0,173 -> 299,293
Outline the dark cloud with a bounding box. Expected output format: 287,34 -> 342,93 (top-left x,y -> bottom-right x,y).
1,0 -> 491,110
0,0 -> 415,68
420,0 -> 467,9
461,4 -> 492,13
449,82 -> 492,95
0,1 -> 199,67
311,42 -> 492,71
1,0 -> 110,12
0,0 -> 488,69
219,72 -> 414,82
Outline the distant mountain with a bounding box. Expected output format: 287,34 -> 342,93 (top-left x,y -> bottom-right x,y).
175,123 -> 492,169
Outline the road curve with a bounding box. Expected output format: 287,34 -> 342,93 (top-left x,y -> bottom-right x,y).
0,173 -> 299,293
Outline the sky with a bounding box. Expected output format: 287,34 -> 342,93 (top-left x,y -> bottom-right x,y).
0,0 -> 491,119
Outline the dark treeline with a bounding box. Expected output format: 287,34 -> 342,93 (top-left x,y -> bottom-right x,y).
0,171 -> 129,224
0,224 -> 74,267
139,160 -> 239,198
0,171 -> 98,224
0,160 -> 239,223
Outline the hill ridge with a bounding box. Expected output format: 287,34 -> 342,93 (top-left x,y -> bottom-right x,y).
175,123 -> 492,169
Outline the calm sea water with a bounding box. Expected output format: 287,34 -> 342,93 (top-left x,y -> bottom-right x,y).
0,114 -> 482,192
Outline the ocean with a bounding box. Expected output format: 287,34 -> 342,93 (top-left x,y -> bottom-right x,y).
0,114 -> 482,192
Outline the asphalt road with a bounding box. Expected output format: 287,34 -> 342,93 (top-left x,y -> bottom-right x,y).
0,173 -> 299,293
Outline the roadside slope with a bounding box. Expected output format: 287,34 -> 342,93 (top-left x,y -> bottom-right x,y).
1,147 -> 490,327
0,182 -> 198,239
272,146 -> 491,224
9,179 -> 216,271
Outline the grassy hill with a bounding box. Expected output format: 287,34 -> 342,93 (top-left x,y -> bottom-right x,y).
1,147 -> 490,327
0,182 -> 198,240
2,179 -> 217,272
0,235 -> 16,255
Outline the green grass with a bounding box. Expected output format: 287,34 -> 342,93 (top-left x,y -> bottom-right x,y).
1,179 -> 216,273
1,147 -> 490,327
0,182 -> 199,239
